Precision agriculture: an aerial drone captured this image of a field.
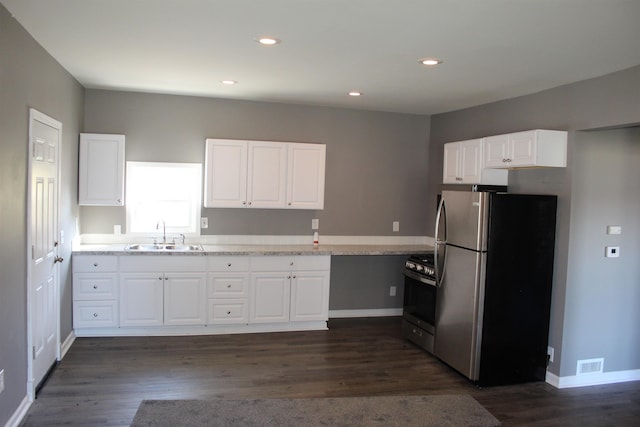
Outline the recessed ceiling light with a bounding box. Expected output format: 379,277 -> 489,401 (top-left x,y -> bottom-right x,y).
348,91 -> 362,97
419,58 -> 443,66
257,37 -> 281,45
221,80 -> 237,85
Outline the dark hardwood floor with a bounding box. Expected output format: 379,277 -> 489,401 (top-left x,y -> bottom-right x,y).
21,317 -> 640,426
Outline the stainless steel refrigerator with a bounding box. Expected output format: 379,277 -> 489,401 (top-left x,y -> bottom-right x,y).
434,189 -> 557,386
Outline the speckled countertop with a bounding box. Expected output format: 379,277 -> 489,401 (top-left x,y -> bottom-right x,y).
72,244 -> 434,256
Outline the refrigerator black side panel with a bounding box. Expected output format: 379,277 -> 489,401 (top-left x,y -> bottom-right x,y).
479,193 -> 557,386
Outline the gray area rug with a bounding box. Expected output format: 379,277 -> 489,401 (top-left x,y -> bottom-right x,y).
130,394 -> 501,426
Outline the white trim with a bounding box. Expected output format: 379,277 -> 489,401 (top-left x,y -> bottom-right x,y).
329,308 -> 403,318
546,369 -> 640,389
60,330 -> 76,359
78,234 -> 434,246
4,394 -> 31,427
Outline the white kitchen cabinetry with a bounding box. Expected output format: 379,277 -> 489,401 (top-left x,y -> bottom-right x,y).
78,133 -> 125,206
207,257 -> 250,325
119,256 -> 207,327
286,143 -> 326,209
204,139 -> 325,209
484,130 -> 567,168
442,139 -> 507,185
250,256 -> 331,324
72,255 -> 119,328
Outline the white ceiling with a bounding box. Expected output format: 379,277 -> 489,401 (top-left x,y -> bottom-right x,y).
3,0 -> 640,115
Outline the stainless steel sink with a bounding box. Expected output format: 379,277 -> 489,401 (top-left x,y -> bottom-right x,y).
125,243 -> 204,251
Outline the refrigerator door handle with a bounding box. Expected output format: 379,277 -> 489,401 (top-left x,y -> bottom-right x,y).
434,197 -> 447,287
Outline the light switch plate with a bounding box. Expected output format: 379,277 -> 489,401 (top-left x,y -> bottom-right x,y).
392,221 -> 400,232
200,217 -> 209,229
606,225 -> 622,235
312,219 -> 319,230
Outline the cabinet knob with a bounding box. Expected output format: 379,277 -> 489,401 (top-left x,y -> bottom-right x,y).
248,201 -> 252,206
227,284 -> 232,288
93,263 -> 98,267
93,313 -> 98,318
290,262 -> 294,266
227,263 -> 232,267
288,202 -> 292,206
293,275 -> 297,279
287,275 -> 291,279
242,201 -> 247,205
227,311 -> 231,315
93,285 -> 98,290
159,277 -> 163,280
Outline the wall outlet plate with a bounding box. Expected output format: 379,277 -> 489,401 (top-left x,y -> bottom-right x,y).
606,225 -> 622,235
312,219 -> 319,230
200,217 -> 209,229
605,246 -> 620,258
392,221 -> 399,232
389,286 -> 396,297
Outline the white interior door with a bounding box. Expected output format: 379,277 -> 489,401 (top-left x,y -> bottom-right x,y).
28,109 -> 62,396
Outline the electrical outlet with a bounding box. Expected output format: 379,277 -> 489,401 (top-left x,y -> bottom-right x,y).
389,286 -> 396,297
606,225 -> 622,235
547,346 -> 554,363
392,221 -> 399,232
0,369 -> 5,394
200,217 -> 209,229
312,219 -> 319,230
605,246 -> 620,258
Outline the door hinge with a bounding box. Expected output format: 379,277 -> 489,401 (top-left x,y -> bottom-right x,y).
32,346 -> 36,360
32,245 -> 35,260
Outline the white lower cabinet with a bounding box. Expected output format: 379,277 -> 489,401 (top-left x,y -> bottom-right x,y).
119,256 -> 207,327
73,253 -> 330,336
207,256 -> 250,325
72,255 -> 119,328
250,256 -> 331,324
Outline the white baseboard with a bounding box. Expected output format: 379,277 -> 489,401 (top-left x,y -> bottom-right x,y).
329,308 -> 402,318
60,330 -> 76,359
546,368 -> 640,388
4,394 -> 31,427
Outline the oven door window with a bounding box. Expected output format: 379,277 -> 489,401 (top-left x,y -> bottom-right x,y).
404,276 -> 436,325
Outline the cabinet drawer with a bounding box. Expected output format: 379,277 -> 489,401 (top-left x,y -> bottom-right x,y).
73,255 -> 118,273
208,299 -> 248,324
73,301 -> 118,328
208,274 -> 249,298
73,273 -> 118,300
251,255 -> 331,271
207,256 -> 250,272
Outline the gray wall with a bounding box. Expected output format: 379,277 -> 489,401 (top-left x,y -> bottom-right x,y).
0,4 -> 84,424
429,65 -> 640,378
82,90 -> 431,237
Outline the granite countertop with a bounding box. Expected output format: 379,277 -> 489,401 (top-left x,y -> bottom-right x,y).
72,243 -> 434,256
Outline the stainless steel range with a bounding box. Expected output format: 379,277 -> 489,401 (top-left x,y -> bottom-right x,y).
402,253 -> 436,353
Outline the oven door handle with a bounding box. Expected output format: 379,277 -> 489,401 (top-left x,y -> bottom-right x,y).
403,270 -> 437,287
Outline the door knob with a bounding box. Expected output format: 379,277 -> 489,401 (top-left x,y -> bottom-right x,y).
54,256 -> 64,263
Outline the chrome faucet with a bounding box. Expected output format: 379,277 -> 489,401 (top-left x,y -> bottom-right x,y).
156,220 -> 166,243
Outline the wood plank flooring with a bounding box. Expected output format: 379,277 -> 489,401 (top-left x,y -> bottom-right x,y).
20,317 -> 640,426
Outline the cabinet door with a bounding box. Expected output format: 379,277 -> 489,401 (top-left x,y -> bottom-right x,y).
247,141 -> 287,208
508,131 -> 536,166
164,273 -> 207,326
442,142 -> 462,183
119,274 -> 164,326
459,139 -> 483,183
290,271 -> 330,322
78,133 -> 125,206
204,139 -> 248,208
286,143 -> 326,209
250,272 -> 290,323
484,134 -> 510,168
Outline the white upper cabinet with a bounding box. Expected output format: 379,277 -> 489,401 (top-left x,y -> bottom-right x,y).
204,139 -> 325,209
78,133 -> 125,206
247,141 -> 288,208
484,130 -> 567,169
443,138 -> 508,185
286,143 -> 326,209
203,139 -> 247,208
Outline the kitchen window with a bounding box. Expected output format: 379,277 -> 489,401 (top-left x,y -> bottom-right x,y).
126,162 -> 202,237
